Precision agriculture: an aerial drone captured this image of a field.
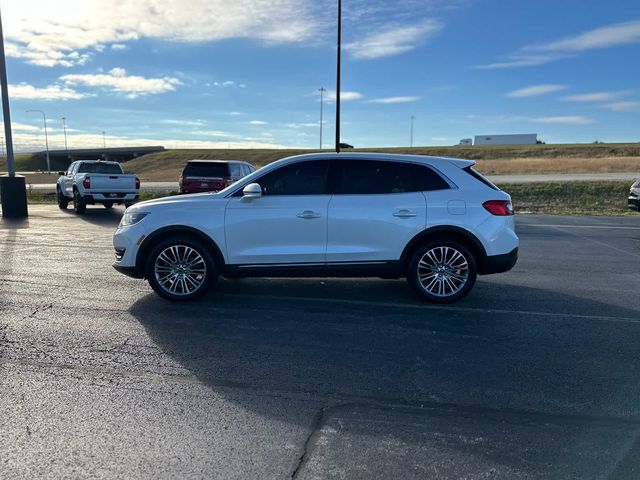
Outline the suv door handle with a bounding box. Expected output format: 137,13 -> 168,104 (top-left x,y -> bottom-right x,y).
297,210 -> 321,219
393,209 -> 417,218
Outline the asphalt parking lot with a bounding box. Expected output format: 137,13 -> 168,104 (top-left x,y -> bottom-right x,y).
1,205 -> 640,479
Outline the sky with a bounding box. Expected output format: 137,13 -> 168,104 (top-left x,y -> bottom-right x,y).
0,0 -> 639,152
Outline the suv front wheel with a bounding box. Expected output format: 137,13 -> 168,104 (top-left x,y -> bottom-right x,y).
407,241 -> 477,303
145,237 -> 217,301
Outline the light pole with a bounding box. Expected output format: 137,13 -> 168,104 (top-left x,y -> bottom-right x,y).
102,131 -> 106,148
62,116 -> 68,151
0,5 -> 28,217
318,87 -> 325,149
26,109 -> 50,173
335,0 -> 342,153
410,115 -> 415,148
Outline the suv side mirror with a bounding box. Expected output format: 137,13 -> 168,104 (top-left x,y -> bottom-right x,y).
242,183 -> 262,198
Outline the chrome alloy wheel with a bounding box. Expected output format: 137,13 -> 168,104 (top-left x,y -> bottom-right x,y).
154,245 -> 207,296
417,246 -> 469,298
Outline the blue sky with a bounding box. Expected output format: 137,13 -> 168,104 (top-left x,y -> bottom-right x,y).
1,0 -> 639,151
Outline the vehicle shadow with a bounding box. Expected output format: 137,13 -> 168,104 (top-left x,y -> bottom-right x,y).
60,206 -> 124,227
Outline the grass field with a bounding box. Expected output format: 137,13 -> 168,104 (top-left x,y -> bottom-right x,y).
5,143 -> 640,183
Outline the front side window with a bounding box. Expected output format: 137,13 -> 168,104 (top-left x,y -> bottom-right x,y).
229,164 -> 242,177
256,160 -> 329,196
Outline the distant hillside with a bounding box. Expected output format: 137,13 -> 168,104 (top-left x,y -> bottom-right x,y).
123,144 -> 640,181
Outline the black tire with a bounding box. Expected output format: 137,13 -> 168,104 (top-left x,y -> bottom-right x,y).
103,202 -> 113,209
145,237 -> 217,301
73,189 -> 86,214
57,188 -> 69,209
407,240 -> 477,303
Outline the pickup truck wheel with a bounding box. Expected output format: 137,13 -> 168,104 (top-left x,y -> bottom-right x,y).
103,202 -> 113,209
407,241 -> 477,304
73,190 -> 87,214
57,188 -> 68,209
145,238 -> 216,301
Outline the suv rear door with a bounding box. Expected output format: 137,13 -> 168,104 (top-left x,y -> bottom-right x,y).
326,159 -> 428,262
225,160 -> 331,265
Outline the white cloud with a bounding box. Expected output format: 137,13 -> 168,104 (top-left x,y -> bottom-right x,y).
324,90 -> 364,102
286,122 -> 319,128
0,122 -> 42,132
161,119 -> 205,127
60,68 -> 181,98
229,111 -> 243,116
531,20 -> 640,52
476,19 -> 640,69
345,20 -> 442,60
506,85 -> 567,98
110,44 -> 128,51
533,116 -> 594,125
191,130 -> 234,138
9,83 -> 88,100
563,91 -> 629,102
367,96 -> 420,104
603,101 -> 640,112
3,0 -> 318,67
249,120 -> 268,125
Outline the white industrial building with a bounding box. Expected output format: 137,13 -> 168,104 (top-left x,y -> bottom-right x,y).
474,134 -> 538,146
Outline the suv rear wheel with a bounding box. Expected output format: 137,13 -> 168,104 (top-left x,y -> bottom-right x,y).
145,237 -> 217,301
407,240 -> 477,303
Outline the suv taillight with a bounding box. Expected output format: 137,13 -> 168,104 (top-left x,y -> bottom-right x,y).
82,177 -> 91,189
135,177 -> 140,189
483,200 -> 514,216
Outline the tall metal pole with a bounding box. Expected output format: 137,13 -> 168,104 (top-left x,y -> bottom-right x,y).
102,131 -> 106,148
0,6 -> 28,218
319,87 -> 325,149
410,115 -> 415,148
335,0 -> 341,153
62,116 -> 68,151
0,8 -> 15,178
27,109 -> 50,173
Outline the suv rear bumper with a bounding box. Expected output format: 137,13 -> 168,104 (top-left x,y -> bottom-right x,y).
479,248 -> 518,275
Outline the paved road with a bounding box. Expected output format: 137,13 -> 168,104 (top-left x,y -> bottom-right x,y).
1,206 -> 640,479
24,172 -> 640,194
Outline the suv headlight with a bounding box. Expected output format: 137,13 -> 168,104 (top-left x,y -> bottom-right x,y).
119,212 -> 148,227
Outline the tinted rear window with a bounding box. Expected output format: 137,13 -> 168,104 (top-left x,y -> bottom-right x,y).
183,162 -> 230,177
77,162 -> 123,174
463,166 -> 499,190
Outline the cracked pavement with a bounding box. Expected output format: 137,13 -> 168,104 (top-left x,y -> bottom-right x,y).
1,205 -> 640,479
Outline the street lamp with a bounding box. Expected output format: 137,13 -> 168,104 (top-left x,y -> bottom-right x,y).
0,6 -> 28,218
102,131 -> 106,148
26,109 -> 50,173
62,116 -> 68,151
410,115 -> 415,148
318,87 -> 325,149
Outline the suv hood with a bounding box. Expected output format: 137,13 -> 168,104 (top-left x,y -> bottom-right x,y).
130,192 -> 223,211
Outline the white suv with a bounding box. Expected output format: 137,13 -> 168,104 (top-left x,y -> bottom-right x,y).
113,153 -> 518,303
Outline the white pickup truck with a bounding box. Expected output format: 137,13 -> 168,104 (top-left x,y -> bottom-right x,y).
56,160 -> 140,214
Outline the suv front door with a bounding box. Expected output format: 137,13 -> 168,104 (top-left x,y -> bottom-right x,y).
225,160 -> 330,265
326,160 -> 429,263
